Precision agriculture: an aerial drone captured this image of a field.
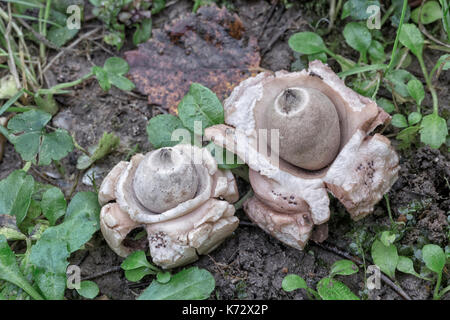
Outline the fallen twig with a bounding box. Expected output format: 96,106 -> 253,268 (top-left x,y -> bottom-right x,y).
81,266 -> 122,281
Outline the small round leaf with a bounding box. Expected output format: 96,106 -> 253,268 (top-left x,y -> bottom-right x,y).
288,32 -> 326,55
76,281 -> 99,299
282,274 -> 307,292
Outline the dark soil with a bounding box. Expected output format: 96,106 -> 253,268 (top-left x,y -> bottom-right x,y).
1,0 -> 448,300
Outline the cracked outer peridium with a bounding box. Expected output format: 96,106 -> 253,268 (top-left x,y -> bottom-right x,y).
204,60 -> 400,250
98,144 -> 239,269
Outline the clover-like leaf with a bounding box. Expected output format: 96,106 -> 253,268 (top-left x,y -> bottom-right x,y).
94,57 -> 135,92
0,170 -> 35,226
146,114 -> 189,149
178,83 -> 224,134
7,110 -> 73,165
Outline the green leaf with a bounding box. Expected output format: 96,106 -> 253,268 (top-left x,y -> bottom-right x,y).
368,40 -> 386,63
47,25 -> 79,47
104,57 -> 129,75
288,32 -> 327,55
391,114 -> 408,128
33,267 -> 67,300
121,250 -> 152,270
76,132 -> 120,170
399,23 -> 424,57
178,83 -> 224,133
0,235 -> 44,300
407,79 -> 425,106
341,0 -> 381,20
377,98 -> 395,113
108,74 -> 135,91
133,18 -> 152,45
138,267 -> 215,300
308,52 -> 327,63
371,239 -> 399,278
7,110 -> 73,165
397,256 -> 420,277
434,54 -> 450,73
397,125 -> 420,149
76,281 -> 99,299
92,66 -> 111,91
152,0 -> 166,14
422,244 -> 446,274
420,113 -> 448,149
317,278 -> 359,300
380,231 -> 396,246
65,191 -> 100,224
38,130 -> 74,166
125,267 -> 155,282
411,1 -> 443,24
385,69 -> 418,98
147,114 -> 189,149
0,170 -> 35,225
41,187 -> 67,225
330,260 -> 359,277
408,112 -> 422,125
281,274 -> 307,292
391,0 -> 411,27
157,271 -> 171,284
343,22 -> 371,55
29,191 -> 100,300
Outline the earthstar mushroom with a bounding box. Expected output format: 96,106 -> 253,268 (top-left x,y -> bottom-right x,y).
205,60 -> 400,249
98,144 -> 239,268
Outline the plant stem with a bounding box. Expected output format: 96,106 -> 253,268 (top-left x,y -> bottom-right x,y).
384,195 -> 395,226
433,272 -> 442,300
417,56 -> 439,114
234,189 -> 254,210
37,71 -> 94,95
385,0 -> 408,75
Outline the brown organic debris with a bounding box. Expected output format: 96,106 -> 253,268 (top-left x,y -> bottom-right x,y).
125,5 -> 260,114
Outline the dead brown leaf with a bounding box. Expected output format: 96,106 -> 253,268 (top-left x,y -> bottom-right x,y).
125,5 -> 261,114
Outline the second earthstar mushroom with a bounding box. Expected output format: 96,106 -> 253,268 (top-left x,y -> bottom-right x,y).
205,60 -> 400,250
98,144 -> 239,268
